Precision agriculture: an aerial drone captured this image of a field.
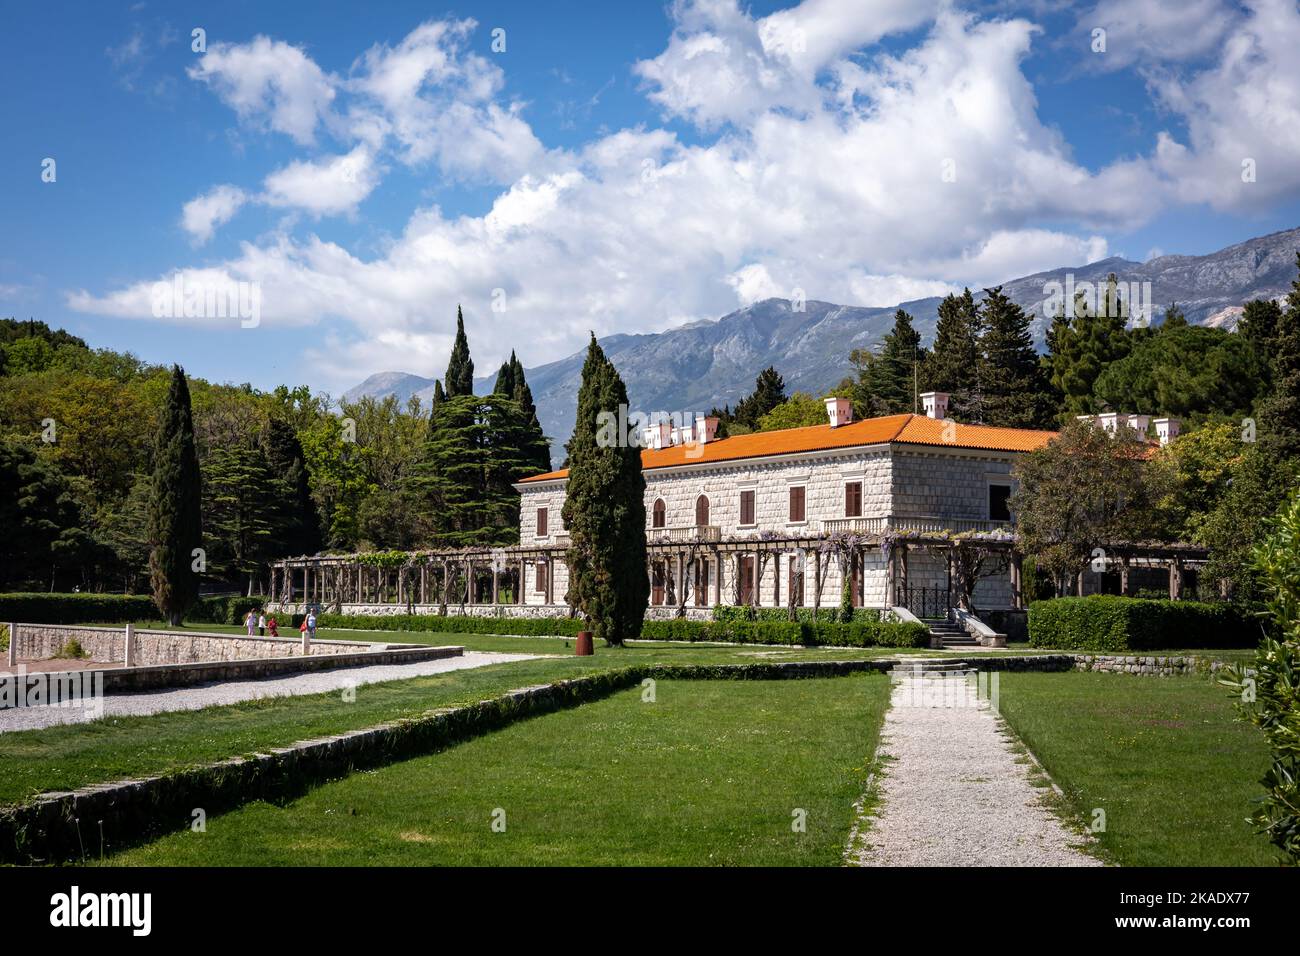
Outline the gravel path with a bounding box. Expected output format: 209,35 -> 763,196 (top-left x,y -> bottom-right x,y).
850,670 -> 1102,867
0,651 -> 543,733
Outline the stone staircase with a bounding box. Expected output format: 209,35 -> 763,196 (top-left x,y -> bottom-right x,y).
923,618 -> 979,650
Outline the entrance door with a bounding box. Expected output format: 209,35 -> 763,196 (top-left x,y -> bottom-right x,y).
652,562 -> 666,606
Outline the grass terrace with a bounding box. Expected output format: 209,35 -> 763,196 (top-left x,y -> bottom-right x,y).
997,671 -> 1276,866
103,676 -> 891,866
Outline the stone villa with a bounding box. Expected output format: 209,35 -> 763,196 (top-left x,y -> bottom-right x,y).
268,393 -> 1202,640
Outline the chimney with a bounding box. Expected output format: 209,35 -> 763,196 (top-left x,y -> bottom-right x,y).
1095,412 -> 1121,434
920,391 -> 949,421
694,414 -> 719,444
1154,418 -> 1180,445
824,396 -> 853,428
1126,414 -> 1151,437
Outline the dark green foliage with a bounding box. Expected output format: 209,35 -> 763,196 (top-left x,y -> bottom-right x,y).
148,366 -> 203,625
733,366 -> 787,429
201,441 -> 277,593
444,306 -> 474,398
1202,446 -> 1299,602
312,612 -> 584,636
1027,595 -> 1261,652
261,417 -> 321,557
0,592 -> 158,623
1220,489 -> 1300,863
412,394 -> 548,547
921,289 -> 981,420
852,309 -> 926,416
639,617 -> 927,647
562,335 -> 648,646
1046,276 -> 1132,416
1092,323 -> 1264,422
1256,255 -> 1300,463
0,440 -> 87,590
978,286 -> 1052,428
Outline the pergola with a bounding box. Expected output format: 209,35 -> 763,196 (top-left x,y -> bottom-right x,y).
267,522 -> 1209,615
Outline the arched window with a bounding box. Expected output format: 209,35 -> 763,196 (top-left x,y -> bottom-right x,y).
695,494 -> 710,526
652,498 -> 666,528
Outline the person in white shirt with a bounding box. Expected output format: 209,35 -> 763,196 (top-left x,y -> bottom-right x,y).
257,612 -> 267,637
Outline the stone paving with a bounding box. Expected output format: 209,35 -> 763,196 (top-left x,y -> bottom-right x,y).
0,651 -> 544,733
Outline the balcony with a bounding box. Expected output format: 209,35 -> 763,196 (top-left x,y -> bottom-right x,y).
649,524 -> 722,543
820,515 -> 1011,536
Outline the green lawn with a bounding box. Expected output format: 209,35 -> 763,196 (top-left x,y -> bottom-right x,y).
103,675 -> 890,866
997,671 -> 1277,866
0,632 -> 905,808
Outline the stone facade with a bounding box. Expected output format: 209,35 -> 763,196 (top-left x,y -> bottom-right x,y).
518,443 -> 1021,611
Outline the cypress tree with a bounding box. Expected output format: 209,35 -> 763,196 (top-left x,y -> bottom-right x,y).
148,365 -> 202,625
262,417 -> 321,557
562,335 -> 648,646
922,289 -> 981,420
493,357 -> 517,398
445,306 -> 474,397
507,351 -> 551,474
979,287 -> 1051,429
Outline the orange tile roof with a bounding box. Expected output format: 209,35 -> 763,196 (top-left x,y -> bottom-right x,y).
518,413 -> 1057,483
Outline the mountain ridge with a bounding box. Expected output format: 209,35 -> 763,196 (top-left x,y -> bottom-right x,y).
345,226 -> 1300,464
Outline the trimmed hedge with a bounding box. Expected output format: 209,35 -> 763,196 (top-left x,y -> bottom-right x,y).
712,605 -> 884,624
303,609 -> 924,648
0,593 -> 267,627
310,612 -> 585,636
0,593 -> 158,624
1027,595 -> 1263,652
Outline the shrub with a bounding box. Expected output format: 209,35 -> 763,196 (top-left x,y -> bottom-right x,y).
711,605 -> 882,624
1027,595 -> 1261,652
1220,490 -> 1300,863
0,593 -> 158,624
56,637 -> 88,659
189,596 -> 265,626
311,612 -> 585,637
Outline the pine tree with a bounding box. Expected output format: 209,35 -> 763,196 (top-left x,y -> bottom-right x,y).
734,366 -> 787,428
562,335 -> 648,646
444,306 -> 474,397
979,287 -> 1051,429
855,309 -> 926,415
921,289 -> 981,420
1046,275 -> 1130,416
148,365 -> 202,625
202,441 -> 278,594
1162,302 -> 1189,329
261,417 -> 321,557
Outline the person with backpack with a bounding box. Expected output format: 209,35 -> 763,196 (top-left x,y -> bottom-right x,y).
306,609 -> 317,641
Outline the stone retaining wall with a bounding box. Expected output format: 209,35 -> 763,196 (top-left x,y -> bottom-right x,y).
11,623 -> 384,666
1070,653 -> 1227,677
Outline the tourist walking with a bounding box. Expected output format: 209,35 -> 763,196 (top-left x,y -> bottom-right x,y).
245,610 -> 257,636
266,614 -> 280,638
306,609 -> 317,641
257,611 -> 267,637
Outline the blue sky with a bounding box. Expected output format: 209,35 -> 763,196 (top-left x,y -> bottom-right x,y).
3,0 -> 1299,395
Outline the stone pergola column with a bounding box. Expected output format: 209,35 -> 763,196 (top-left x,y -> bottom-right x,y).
1119,554 -> 1131,597
1169,557 -> 1184,601
1010,552 -> 1024,609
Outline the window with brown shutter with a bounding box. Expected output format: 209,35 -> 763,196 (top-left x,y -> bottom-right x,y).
653,498 -> 666,528
739,489 -> 755,525
845,482 -> 862,517
696,495 -> 710,526
789,485 -> 805,522
537,507 -> 548,537
536,561 -> 547,593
